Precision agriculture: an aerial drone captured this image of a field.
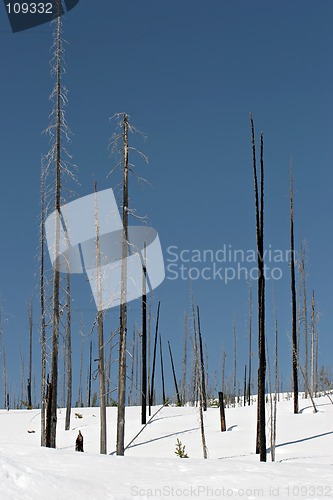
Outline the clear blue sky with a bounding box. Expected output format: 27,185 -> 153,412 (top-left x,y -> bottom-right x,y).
0,1 -> 332,406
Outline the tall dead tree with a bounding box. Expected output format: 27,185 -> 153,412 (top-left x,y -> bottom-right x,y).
64,242 -> 72,430
250,114 -> 266,462
197,306 -> 207,411
310,290 -> 315,397
94,182 -> 107,453
149,301 -> 160,412
40,159 -> 47,443
44,0 -> 76,448
181,312 -> 188,405
233,320 -> 237,407
159,334 -> 166,405
141,243 -> 147,424
247,283 -> 253,405
27,301 -> 33,408
300,242 -> 309,398
116,113 -> 129,456
168,341 -> 181,406
290,162 -> 299,414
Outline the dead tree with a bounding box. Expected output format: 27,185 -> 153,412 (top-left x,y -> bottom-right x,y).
94,182 -> 107,453
250,114 -> 266,462
290,162 -> 299,414
181,312 -> 188,405
248,282 -> 253,405
64,257 -> 72,430
149,301 -> 160,412
27,301 -> 33,409
44,1 -> 76,448
233,320 -> 237,407
159,334 -> 166,405
298,242 -> 309,398
197,306 -> 207,411
116,113 -> 130,456
311,290 -> 315,397
141,243 -> 147,424
40,159 -> 47,443
168,341 -> 181,406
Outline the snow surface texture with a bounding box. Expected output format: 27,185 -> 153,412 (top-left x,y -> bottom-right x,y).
0,396 -> 332,499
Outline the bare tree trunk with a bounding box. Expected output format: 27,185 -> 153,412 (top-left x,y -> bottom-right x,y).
181,312 -> 188,405
87,340 -> 92,407
301,243 -> 309,399
159,334 -> 166,405
248,283 -> 252,405
27,301 -> 33,409
191,300 -> 199,406
116,113 -> 129,456
128,330 -> 135,406
311,290 -> 315,397
141,243 -> 147,424
290,162 -> 299,414
77,323 -> 84,407
65,265 -> 72,430
47,3 -> 62,449
251,114 -> 266,462
40,159 -> 47,444
94,182 -> 107,453
197,307 -> 207,411
219,392 -> 226,432
233,320 -> 237,407
149,301 -> 160,411
222,351 -> 226,395
168,341 -> 181,406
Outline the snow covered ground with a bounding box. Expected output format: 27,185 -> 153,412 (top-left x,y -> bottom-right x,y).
0,395 -> 332,499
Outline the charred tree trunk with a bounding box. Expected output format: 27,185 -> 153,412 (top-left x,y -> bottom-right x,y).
251,114 -> 266,462
168,341 -> 181,406
149,301 -> 160,412
159,334 -> 166,405
141,243 -> 147,424
65,265 -> 72,430
116,113 -> 129,456
197,306 -> 207,411
290,162 -> 299,414
40,159 -> 47,444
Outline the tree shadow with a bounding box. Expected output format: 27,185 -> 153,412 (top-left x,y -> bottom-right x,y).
267,430 -> 333,453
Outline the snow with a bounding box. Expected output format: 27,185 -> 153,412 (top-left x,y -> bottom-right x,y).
0,396 -> 332,499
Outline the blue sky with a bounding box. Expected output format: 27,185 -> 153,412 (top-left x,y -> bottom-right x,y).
0,1 -> 332,405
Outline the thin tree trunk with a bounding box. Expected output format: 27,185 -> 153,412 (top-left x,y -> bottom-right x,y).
181,312 -> 188,405
27,301 -> 33,409
248,283 -> 252,405
159,334 -> 166,405
251,114 -> 266,461
311,290 -> 315,397
168,341 -> 181,406
94,182 -> 107,453
65,266 -> 72,430
149,301 -> 160,411
233,320 -> 237,407
141,243 -> 147,424
40,159 -> 47,444
197,306 -> 207,411
77,324 -> 84,407
290,161 -> 299,414
219,392 -> 226,432
116,113 -> 129,456
88,341 -> 92,407
47,3 -> 62,449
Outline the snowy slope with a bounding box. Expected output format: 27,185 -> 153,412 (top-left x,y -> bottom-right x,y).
0,396 -> 332,499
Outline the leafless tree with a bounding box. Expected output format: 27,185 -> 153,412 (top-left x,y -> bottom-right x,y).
250,113 -> 266,462
290,161 -> 299,414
